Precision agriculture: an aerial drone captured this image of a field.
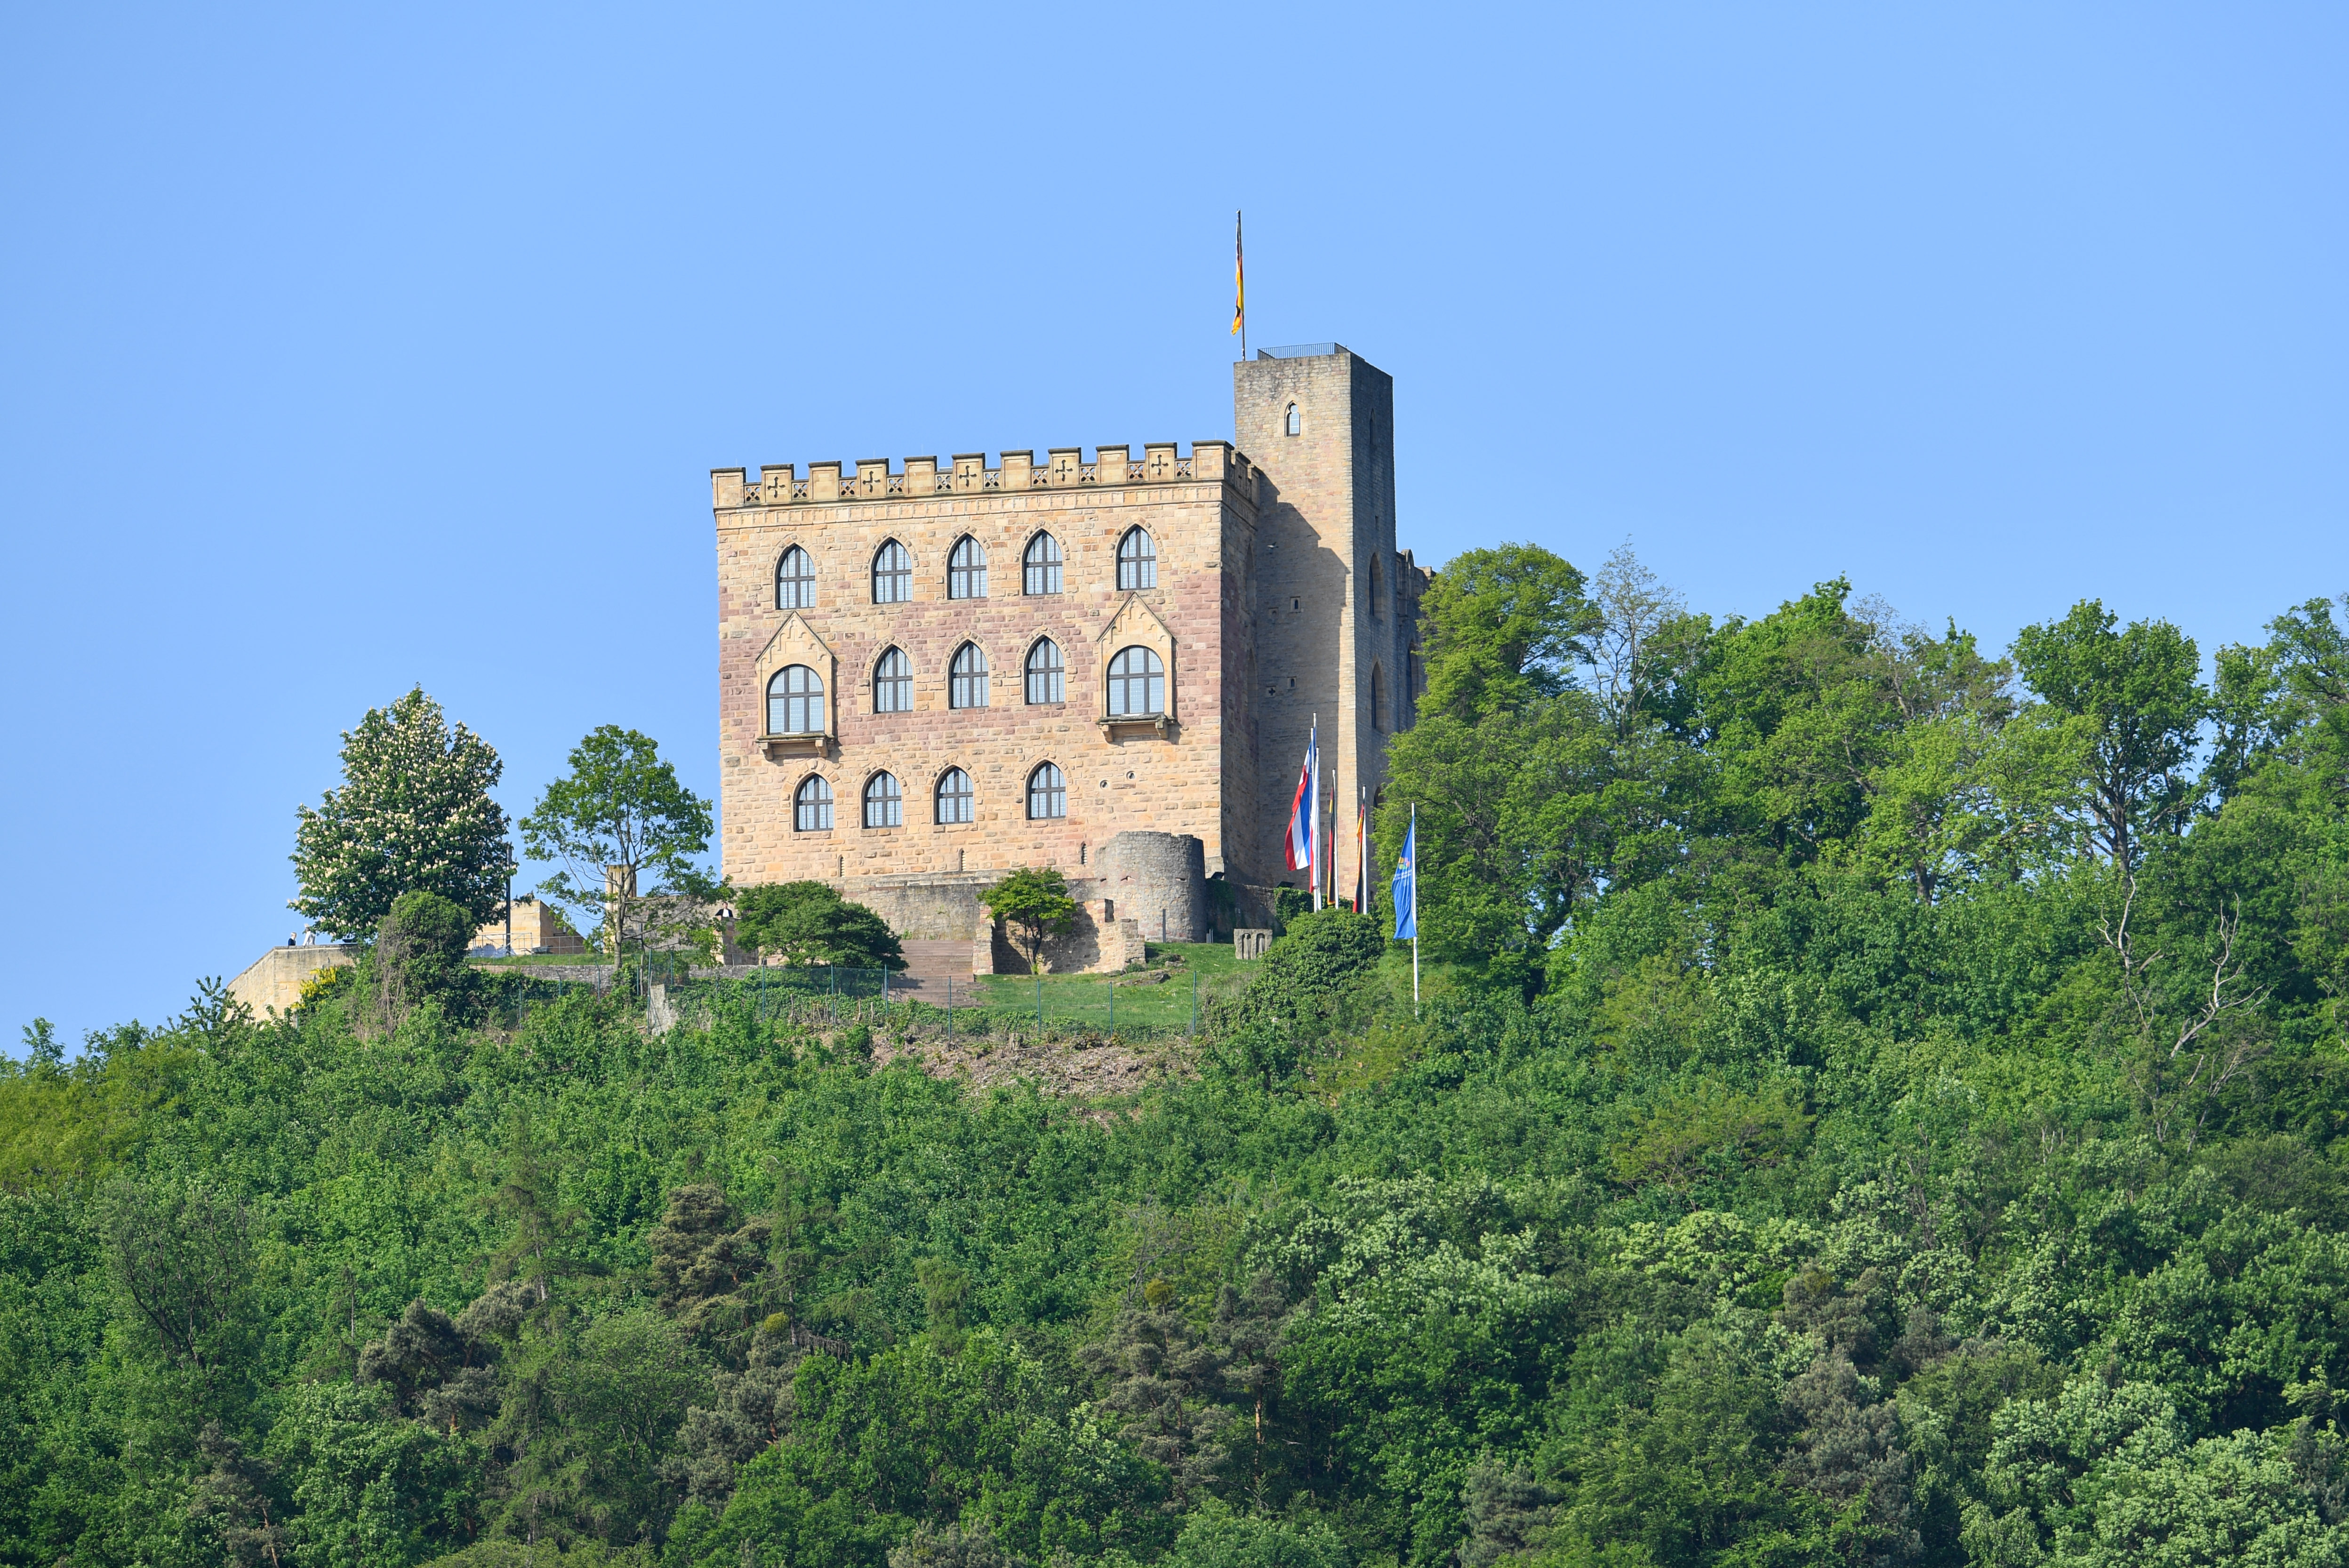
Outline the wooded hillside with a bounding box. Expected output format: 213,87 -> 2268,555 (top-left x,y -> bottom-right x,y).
5,556 -> 2347,1568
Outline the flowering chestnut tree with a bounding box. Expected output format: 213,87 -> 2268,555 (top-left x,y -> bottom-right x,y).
290,688 -> 512,939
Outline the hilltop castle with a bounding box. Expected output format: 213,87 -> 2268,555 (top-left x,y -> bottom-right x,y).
710,344 -> 1428,963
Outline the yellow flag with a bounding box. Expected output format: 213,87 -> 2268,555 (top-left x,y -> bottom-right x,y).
1230,210 -> 1244,336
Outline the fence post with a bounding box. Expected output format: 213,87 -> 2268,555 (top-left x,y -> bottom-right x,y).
1108,974 -> 1114,1036
1035,971 -> 1043,1034
947,974 -> 953,1044
1190,970 -> 1198,1038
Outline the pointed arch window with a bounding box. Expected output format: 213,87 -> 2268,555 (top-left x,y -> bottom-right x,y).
1371,663 -> 1388,732
936,768 -> 974,825
873,647 -> 911,713
1026,762 -> 1066,820
948,536 -> 987,599
949,643 -> 989,709
1024,638 -> 1065,704
1023,532 -> 1062,595
872,539 -> 911,604
1116,527 -> 1156,591
776,546 -> 815,609
863,772 -> 902,829
1107,646 -> 1165,717
794,775 -> 833,832
768,665 -> 824,735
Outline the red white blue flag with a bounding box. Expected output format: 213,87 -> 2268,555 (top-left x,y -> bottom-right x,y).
1285,723 -> 1318,875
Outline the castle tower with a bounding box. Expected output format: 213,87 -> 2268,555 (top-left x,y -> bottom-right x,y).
1234,344 -> 1419,907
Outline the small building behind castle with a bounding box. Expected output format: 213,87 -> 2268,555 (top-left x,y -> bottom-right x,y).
711,344 -> 1429,969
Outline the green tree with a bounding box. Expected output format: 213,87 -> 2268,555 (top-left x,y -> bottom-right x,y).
292,687 -> 512,938
520,726 -> 716,963
367,890 -> 480,1024
733,882 -> 906,970
2012,600 -> 2206,875
1418,544 -> 1592,723
978,868 -> 1078,974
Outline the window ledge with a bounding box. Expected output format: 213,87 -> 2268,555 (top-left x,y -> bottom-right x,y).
1098,714 -> 1172,738
761,733 -> 832,759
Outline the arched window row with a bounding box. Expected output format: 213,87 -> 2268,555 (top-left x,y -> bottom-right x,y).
780,529 -> 1166,607
865,639 -> 1072,710
788,764 -> 1059,830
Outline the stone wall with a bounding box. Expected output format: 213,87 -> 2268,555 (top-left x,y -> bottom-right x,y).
227,944 -> 356,1016
1235,345 -> 1427,906
470,898 -> 586,955
1099,830 -> 1208,942
713,352 -> 1427,925
713,445 -> 1265,891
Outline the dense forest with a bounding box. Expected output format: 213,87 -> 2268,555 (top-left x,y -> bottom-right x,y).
5,550 -> 2348,1568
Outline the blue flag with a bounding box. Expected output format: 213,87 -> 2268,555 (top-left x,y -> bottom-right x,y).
1391,815 -> 1416,940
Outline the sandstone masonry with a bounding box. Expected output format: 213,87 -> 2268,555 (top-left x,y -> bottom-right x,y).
712,344 -> 1427,949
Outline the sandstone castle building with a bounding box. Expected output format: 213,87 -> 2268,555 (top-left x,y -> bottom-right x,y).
711,344 -> 1428,961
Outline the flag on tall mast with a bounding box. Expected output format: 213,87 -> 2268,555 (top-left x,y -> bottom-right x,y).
1284,718 -> 1318,909
1392,804 -> 1419,1015
1230,210 -> 1245,359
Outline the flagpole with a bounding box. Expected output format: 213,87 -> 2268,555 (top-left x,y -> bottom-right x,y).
1411,801 -> 1419,1016
1309,714 -> 1321,912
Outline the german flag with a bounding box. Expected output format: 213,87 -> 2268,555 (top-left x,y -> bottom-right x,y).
1230,210 -> 1244,336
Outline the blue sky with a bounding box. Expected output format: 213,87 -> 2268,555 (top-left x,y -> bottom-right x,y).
3,3 -> 2343,1048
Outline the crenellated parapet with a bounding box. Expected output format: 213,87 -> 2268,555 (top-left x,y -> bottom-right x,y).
711,442 -> 1254,510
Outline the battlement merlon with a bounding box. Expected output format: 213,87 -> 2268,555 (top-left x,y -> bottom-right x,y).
710,442 -> 1255,511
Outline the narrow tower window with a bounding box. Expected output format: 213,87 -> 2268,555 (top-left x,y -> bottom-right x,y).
767,665 -> 824,735
936,767 -> 974,824
873,647 -> 911,713
1371,663 -> 1387,732
872,539 -> 911,604
1370,554 -> 1384,617
1025,638 -> 1065,704
776,546 -> 815,609
948,536 -> 987,599
1285,402 -> 1300,437
1116,527 -> 1156,591
949,642 -> 989,709
1023,532 -> 1063,595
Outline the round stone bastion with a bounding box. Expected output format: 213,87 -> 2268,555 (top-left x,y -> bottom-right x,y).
1101,831 -> 1207,943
